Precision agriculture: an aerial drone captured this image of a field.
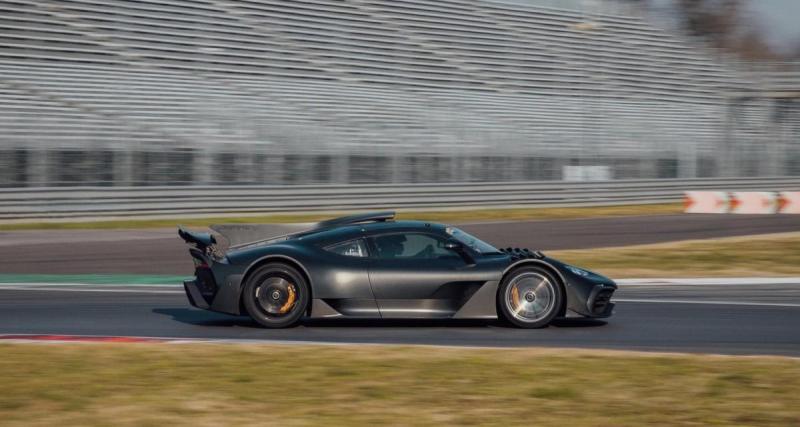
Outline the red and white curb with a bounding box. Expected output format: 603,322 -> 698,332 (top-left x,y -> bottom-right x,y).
0,334 -> 263,344
0,334 -> 181,343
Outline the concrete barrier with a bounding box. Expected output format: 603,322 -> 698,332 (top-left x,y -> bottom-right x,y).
730,192 -> 779,214
683,191 -> 729,214
778,192 -> 800,214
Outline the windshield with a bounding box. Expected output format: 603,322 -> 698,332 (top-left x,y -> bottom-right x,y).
445,227 -> 500,254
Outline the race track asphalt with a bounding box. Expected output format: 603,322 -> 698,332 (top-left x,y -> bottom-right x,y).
0,281 -> 798,356
1,214 -> 798,355
1,214 -> 798,274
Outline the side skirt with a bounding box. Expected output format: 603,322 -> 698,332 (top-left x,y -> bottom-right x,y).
307,281 -> 501,320
308,298 -> 380,318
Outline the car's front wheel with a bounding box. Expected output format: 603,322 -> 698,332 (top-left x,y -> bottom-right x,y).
498,266 -> 563,328
242,263 -> 309,328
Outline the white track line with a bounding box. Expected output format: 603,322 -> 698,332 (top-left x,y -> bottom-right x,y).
2,287 -> 799,308
2,281 -> 800,305
617,278 -> 800,286
616,298 -> 800,308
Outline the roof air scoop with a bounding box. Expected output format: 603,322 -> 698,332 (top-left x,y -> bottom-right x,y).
316,211 -> 396,228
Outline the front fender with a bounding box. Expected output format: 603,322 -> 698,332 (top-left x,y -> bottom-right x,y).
547,257 -> 617,317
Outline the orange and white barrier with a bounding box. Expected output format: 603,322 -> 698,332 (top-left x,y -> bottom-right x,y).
683,190 -> 800,214
729,191 -> 778,214
778,192 -> 800,214
683,191 -> 729,213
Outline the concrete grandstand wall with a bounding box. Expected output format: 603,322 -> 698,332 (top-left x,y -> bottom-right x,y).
0,0 -> 798,186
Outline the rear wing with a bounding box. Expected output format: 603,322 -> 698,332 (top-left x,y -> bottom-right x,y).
178,227 -> 217,252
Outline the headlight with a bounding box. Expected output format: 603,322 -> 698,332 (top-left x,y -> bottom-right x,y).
565,265 -> 590,277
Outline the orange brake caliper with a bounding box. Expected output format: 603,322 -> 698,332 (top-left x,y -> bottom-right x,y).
278,285 -> 296,314
511,284 -> 520,309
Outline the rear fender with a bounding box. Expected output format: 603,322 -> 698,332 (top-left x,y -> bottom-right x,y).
232,249 -> 315,315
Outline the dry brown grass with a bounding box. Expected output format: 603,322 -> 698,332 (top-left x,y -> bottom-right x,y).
0,203 -> 682,230
0,343 -> 798,426
551,232 -> 800,278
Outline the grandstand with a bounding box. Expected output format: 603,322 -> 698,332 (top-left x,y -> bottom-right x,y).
0,0 -> 797,186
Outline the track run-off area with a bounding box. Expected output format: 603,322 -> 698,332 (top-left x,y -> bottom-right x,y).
1,278 -> 799,356
1,214 -> 799,274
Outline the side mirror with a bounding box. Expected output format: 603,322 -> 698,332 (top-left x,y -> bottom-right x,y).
444,240 -> 463,251
444,240 -> 475,265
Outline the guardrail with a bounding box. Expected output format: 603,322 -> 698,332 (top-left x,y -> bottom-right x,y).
1,177 -> 798,220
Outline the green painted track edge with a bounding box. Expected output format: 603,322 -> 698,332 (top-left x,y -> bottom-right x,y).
0,274 -> 188,285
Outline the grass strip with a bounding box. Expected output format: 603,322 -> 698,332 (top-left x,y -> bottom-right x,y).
0,343 -> 798,426
551,232 -> 800,278
0,203 -> 681,231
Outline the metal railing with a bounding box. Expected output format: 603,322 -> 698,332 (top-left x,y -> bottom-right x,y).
1,178 -> 797,220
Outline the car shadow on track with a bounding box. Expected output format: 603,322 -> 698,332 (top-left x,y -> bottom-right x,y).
152,308 -> 607,329
300,318 -> 606,328
153,308 -> 257,328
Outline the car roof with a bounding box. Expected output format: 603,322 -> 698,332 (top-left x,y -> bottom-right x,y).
230,213 -> 451,250
297,218 -> 449,246
363,220 -> 446,233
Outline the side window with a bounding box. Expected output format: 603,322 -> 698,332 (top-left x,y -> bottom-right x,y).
370,233 -> 452,259
325,239 -> 368,258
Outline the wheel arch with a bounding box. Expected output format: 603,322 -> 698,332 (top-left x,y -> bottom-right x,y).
500,259 -> 568,317
239,254 -> 314,315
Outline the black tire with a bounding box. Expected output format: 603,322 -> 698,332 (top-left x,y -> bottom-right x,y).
242,263 -> 309,329
497,266 -> 563,329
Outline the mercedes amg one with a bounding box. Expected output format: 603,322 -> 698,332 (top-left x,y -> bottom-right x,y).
179,212 -> 616,328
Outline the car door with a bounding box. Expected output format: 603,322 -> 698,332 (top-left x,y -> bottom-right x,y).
366,231 -> 482,318
314,237 -> 381,317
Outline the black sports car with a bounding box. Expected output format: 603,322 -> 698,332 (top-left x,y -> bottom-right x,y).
179,212 -> 616,328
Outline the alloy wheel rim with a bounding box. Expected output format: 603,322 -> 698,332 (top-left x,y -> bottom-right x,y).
505,272 -> 555,322
255,276 -> 298,316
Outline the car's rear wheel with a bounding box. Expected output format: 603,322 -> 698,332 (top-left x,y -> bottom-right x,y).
498,266 -> 563,328
242,263 -> 309,328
